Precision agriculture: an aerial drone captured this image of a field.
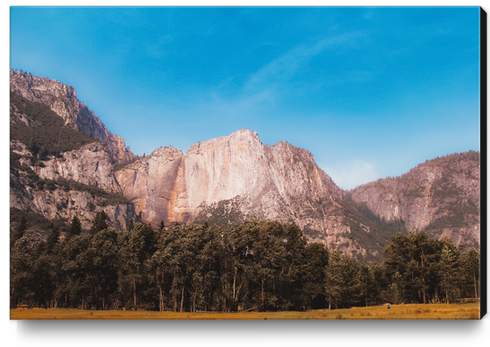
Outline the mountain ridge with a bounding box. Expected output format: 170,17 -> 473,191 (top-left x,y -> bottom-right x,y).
9,71 -> 480,261
350,150 -> 480,247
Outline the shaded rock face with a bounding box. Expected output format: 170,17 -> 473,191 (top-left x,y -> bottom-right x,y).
350,152 -> 480,247
10,70 -> 134,164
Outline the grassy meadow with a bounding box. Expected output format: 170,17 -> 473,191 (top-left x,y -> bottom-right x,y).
10,302 -> 480,320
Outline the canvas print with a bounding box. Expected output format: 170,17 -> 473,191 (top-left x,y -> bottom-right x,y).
9,6 -> 483,320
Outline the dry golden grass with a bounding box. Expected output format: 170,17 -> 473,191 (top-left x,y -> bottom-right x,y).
10,302 -> 480,320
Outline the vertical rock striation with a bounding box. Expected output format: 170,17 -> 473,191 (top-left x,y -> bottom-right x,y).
115,147 -> 185,226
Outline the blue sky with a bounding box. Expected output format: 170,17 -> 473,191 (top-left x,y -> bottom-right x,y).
10,6 -> 481,190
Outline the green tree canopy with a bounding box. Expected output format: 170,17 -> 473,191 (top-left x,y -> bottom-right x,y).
67,214 -> 82,239
90,210 -> 108,235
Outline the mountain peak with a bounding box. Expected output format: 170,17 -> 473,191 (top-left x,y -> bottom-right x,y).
231,128 -> 259,138
186,128 -> 262,156
10,69 -> 134,164
150,146 -> 184,158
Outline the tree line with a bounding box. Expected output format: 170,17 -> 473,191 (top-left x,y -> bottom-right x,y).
10,214 -> 480,312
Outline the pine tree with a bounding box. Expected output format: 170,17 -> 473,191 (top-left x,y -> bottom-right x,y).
10,230 -> 37,307
412,231 -> 438,304
90,210 -> 108,234
67,214 -> 82,239
438,239 -> 461,303
11,215 -> 27,248
461,248 -> 480,300
44,226 -> 60,254
325,249 -> 343,309
389,271 -> 404,305
357,263 -> 379,307
85,229 -> 119,310
303,243 -> 329,309
118,223 -> 156,310
339,254 -> 361,308
60,233 -> 91,309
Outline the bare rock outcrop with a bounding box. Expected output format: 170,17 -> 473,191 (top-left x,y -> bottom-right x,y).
115,130 -> 480,254
10,173 -> 137,231
115,146 -> 185,226
10,142 -> 137,231
37,142 -> 121,193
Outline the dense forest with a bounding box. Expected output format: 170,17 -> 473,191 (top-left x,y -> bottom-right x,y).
10,214 -> 480,312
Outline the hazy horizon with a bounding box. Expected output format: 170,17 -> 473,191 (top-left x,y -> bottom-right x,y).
10,6 -> 481,189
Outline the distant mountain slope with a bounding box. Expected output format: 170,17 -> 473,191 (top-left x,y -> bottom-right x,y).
350,151 -> 480,248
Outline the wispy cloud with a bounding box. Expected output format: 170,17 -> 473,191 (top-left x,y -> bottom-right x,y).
321,159 -> 379,191
244,31 -> 366,93
197,88 -> 276,120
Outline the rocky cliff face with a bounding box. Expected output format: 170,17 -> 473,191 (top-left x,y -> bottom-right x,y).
36,142 -> 121,193
10,181 -> 137,232
115,146 -> 185,226
116,129 -> 376,257
10,141 -> 138,231
350,152 -> 480,247
10,70 -> 134,164
116,130 -> 340,225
